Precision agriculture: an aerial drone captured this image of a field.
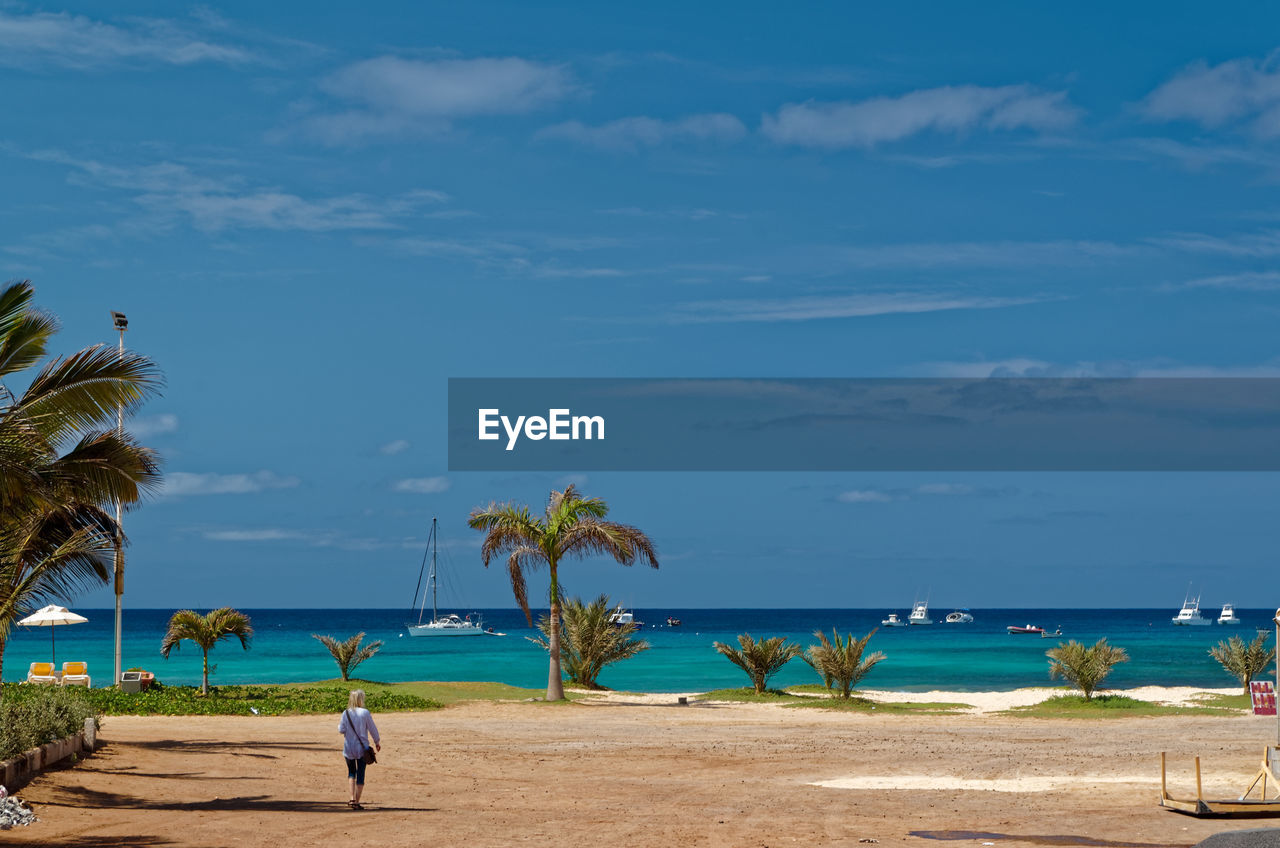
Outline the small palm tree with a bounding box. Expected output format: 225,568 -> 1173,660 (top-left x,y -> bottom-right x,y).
530,594 -> 650,689
713,634 -> 802,695
805,628 -> 886,699
160,608 -> 253,695
1210,632 -> 1276,694
1046,638 -> 1129,701
313,632 -> 384,681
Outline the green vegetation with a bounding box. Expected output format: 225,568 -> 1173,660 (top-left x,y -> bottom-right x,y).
1006,694 -> 1240,718
712,634 -> 803,694
160,608 -> 254,695
313,632 -> 383,681
1045,638 -> 1129,700
696,687 -> 968,714
530,593 -> 650,689
0,684 -> 100,760
469,484 -> 658,701
0,280 -> 162,681
68,682 -> 437,716
1192,692 -> 1252,710
804,628 -> 885,698
1209,632 -> 1276,694
282,679 -> 586,705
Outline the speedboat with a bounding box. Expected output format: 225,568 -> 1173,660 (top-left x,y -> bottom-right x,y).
1040,627 -> 1063,638
610,608 -> 644,628
908,600 -> 932,626
881,613 -> 906,627
1007,624 -> 1045,635
666,616 -> 682,627
1218,604 -> 1241,625
1172,592 -> 1211,626
945,610 -> 974,624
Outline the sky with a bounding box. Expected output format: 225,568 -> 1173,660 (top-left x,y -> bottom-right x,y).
3,2 -> 1280,609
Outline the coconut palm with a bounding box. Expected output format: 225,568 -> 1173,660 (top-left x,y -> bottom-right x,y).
530,594 -> 650,689
313,632 -> 384,681
1210,632 -> 1276,694
1046,638 -> 1129,701
160,608 -> 254,695
805,628 -> 886,699
714,634 -> 803,695
469,485 -> 658,701
0,280 -> 161,680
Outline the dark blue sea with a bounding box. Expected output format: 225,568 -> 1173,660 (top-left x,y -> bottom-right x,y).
4,608 -> 1273,693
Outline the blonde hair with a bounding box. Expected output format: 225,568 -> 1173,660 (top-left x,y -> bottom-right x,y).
348,689 -> 366,710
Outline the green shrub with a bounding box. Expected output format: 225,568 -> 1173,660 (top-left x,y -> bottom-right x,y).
75,683 -> 437,716
0,684 -> 101,761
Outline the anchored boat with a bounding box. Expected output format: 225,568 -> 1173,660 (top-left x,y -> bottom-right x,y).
406,518 -> 489,637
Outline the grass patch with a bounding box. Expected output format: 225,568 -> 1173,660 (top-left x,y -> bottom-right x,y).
75,682 -> 439,716
1191,692 -> 1251,710
282,679 -> 585,705
698,687 -> 802,703
785,696 -> 971,715
1005,694 -> 1241,718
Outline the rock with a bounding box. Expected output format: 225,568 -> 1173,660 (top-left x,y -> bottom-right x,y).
0,796 -> 38,829
1196,829 -> 1280,848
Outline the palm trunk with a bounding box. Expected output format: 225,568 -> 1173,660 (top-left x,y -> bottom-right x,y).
546,561 -> 565,701
201,649 -> 209,696
0,637 -> 6,682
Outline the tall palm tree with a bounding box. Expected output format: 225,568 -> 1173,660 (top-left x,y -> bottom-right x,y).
0,281 -> 161,679
714,634 -> 803,695
313,632 -> 384,681
469,485 -> 658,701
804,628 -> 886,699
1210,632 -> 1275,694
160,608 -> 254,695
1046,638 -> 1129,701
530,594 -> 651,689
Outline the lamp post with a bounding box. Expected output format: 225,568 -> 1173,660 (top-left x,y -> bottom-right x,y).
110,310 -> 127,687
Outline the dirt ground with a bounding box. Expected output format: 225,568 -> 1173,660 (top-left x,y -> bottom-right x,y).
8,699 -> 1280,848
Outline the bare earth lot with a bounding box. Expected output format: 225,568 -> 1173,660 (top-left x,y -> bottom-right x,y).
10,698 -> 1279,848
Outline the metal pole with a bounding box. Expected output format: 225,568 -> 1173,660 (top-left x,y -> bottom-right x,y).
1274,608 -> 1279,747
113,322 -> 126,688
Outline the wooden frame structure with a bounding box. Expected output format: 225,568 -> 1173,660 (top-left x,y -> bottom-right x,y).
1160,748 -> 1280,817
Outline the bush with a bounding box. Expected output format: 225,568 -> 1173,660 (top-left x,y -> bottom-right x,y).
0,684 -> 101,761
75,684 -> 437,716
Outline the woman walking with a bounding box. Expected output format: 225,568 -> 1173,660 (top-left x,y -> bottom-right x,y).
339,689 -> 381,809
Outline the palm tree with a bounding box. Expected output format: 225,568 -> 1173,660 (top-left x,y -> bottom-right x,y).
0,280 -> 161,680
1046,638 -> 1129,701
714,634 -> 803,695
530,594 -> 650,689
313,632 -> 384,681
1210,632 -> 1275,694
160,608 -> 254,695
804,628 -> 886,699
469,485 -> 658,701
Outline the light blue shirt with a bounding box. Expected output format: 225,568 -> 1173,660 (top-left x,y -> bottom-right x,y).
338,707 -> 379,759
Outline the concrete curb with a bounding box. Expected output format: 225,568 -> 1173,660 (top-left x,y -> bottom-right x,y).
0,717 -> 97,792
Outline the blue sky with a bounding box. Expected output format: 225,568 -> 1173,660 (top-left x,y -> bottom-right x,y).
4,2 -> 1280,609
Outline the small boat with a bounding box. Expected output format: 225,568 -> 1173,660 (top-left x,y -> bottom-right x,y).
1218,604 -> 1241,625
881,613 -> 906,627
945,610 -> 974,624
1007,624 -> 1045,635
610,608 -> 643,628
908,599 -> 932,626
1040,627 -> 1063,638
406,518 -> 488,637
1172,591 -> 1211,626
666,616 -> 682,627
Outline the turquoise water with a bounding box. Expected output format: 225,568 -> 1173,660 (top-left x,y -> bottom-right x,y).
3,608 -> 1274,693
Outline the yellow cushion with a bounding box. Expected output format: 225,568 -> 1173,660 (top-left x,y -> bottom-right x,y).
62,662 -> 86,675
30,662 -> 52,675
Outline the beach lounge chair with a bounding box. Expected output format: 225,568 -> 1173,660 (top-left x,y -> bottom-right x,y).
60,662 -> 90,687
27,662 -> 57,684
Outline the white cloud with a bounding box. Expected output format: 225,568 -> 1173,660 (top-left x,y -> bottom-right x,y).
670,292 -> 1046,324
915,358 -> 1280,378
162,471 -> 299,496
536,113 -> 747,151
0,11 -> 256,69
203,528 -> 308,542
1181,271 -> 1280,290
761,84 -> 1078,149
394,476 -> 451,494
1150,230 -> 1280,258
916,483 -> 974,496
837,489 -> 894,503
1142,53 -> 1280,135
379,439 -> 410,455
128,413 -> 178,438
302,56 -> 573,144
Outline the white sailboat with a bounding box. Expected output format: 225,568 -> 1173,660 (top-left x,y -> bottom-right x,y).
1171,590 -> 1211,627
406,518 -> 488,637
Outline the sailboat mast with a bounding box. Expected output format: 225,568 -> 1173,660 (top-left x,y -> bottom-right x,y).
430,516 -> 439,622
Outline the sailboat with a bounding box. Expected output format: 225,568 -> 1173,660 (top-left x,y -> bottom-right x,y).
406,518 -> 488,637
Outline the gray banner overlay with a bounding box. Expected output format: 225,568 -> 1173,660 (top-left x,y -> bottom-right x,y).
448,378 -> 1280,471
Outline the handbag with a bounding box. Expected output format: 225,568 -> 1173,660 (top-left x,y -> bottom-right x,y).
343,709 -> 377,765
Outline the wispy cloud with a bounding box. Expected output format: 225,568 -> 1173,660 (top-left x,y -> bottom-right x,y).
162,471 -> 300,497
915,357 -> 1280,378
379,439 -> 410,455
837,489 -> 894,503
299,56 -> 573,144
0,10 -> 257,69
393,476 -> 451,494
1142,52 -> 1280,136
536,113 -> 746,151
130,413 -> 179,438
1180,271 -> 1280,291
669,292 -> 1046,324
203,528 -> 309,542
761,84 -> 1078,149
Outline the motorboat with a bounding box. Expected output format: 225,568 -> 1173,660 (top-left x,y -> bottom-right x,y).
908,600 -> 932,626
1172,592 -> 1211,626
666,616 -> 682,627
945,610 -> 974,624
881,613 -> 906,627
610,608 -> 643,628
1040,627 -> 1063,638
1007,624 -> 1045,635
1218,604 -> 1241,625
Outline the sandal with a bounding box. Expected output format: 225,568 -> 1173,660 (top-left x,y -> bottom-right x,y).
351,803 -> 364,810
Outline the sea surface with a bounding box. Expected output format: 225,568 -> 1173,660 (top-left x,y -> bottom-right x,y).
3,608 -> 1275,693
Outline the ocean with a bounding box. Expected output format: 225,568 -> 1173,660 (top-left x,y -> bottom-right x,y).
3,608 -> 1274,693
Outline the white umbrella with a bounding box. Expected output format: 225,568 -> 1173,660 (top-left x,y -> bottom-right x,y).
18,605 -> 89,666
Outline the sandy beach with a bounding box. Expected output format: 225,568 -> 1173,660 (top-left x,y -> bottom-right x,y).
9,687 -> 1279,848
